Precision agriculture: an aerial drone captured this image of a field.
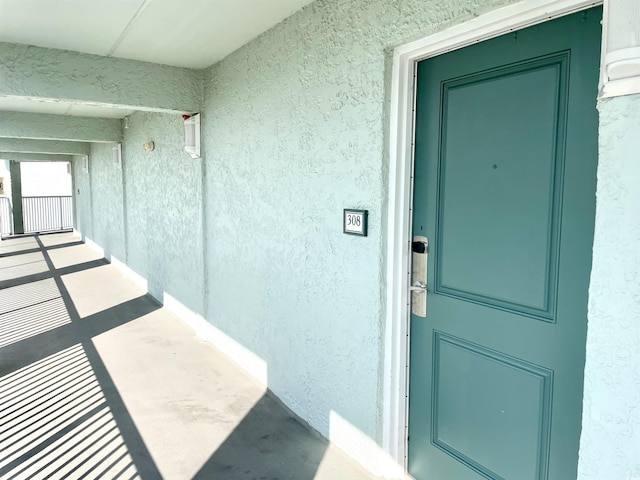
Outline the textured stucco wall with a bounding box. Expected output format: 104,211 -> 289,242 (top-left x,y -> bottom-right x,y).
578,94 -> 640,480
0,111 -> 122,143
72,154 -> 92,240
88,143 -> 126,261
0,139 -> 90,156
122,112 -> 205,315
202,0 -> 514,447
0,42 -> 201,113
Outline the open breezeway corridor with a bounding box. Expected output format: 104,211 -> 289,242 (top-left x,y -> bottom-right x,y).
0,233 -> 376,480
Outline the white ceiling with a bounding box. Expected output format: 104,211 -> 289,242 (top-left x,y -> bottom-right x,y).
0,0 -> 314,69
0,0 -> 313,120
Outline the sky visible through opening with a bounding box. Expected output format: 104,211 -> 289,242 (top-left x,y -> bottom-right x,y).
20,162 -> 72,197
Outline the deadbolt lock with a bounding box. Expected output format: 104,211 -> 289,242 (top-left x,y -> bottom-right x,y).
410,236 -> 428,317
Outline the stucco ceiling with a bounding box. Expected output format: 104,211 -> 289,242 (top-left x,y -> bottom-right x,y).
0,0 -> 313,69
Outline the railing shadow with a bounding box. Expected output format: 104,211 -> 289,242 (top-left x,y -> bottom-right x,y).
0,234 -> 163,479
0,233 -> 350,480
0,241 -> 84,259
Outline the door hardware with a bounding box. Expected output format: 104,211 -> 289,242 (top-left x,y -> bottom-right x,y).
411,236 -> 428,317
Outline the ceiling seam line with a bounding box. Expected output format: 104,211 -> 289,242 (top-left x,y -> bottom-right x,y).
106,0 -> 154,57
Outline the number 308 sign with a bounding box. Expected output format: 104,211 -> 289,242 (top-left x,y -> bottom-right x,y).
343,209 -> 368,236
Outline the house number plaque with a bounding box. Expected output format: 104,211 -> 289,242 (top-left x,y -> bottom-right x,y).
343,209 -> 368,236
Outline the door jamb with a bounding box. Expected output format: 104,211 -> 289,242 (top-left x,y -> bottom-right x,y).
382,0 -> 604,473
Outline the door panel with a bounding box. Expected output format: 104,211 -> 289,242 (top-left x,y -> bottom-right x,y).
437,54 -> 567,318
432,333 -> 552,480
408,8 -> 601,480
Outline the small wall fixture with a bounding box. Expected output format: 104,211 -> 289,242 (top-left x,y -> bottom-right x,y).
143,141 -> 155,152
601,0 -> 640,97
82,155 -> 89,173
183,113 -> 201,159
112,143 -> 122,169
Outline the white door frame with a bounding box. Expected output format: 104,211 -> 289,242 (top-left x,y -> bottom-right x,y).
382,0 -> 604,473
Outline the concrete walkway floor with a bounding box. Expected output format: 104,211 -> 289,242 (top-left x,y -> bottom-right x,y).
0,232 -> 379,480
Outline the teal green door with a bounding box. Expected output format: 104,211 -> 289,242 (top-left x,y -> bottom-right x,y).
408,8 -> 601,480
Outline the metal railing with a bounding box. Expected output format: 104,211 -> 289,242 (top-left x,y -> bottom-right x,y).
0,197 -> 12,237
22,196 -> 73,234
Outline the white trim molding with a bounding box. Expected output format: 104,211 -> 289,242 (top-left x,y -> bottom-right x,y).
84,236 -> 105,259
163,292 -> 269,387
599,1 -> 640,97
111,255 -> 149,292
382,0 -> 603,474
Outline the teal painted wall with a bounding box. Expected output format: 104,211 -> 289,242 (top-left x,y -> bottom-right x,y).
87,143 -> 126,261
122,112 -> 205,316
201,0 -> 514,448
578,93 -> 640,480
73,154 -> 93,240
74,112 -> 205,318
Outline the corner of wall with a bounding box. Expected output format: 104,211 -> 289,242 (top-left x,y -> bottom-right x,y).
579,93 -> 640,480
